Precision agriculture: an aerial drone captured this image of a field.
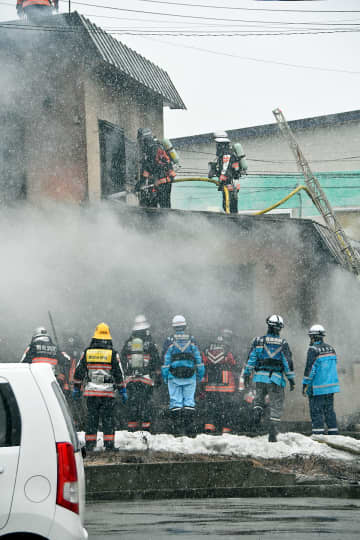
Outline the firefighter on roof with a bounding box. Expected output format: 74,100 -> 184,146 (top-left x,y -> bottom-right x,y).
16,0 -> 58,21
208,131 -> 247,214
121,314 -> 161,432
21,326 -> 67,390
136,128 -> 177,209
73,323 -> 126,452
243,315 -> 295,442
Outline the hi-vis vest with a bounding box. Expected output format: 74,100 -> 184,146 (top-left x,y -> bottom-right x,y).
85,348 -> 115,397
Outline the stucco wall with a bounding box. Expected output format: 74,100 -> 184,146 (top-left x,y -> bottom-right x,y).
173,117 -> 360,177
83,70 -> 164,200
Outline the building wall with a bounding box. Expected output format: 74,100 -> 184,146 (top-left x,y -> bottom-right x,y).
25,60 -> 88,204
171,117 -> 360,232
83,69 -> 164,201
174,116 -> 360,176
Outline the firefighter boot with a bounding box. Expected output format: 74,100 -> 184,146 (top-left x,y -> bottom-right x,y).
253,406 -> 263,426
183,407 -> 196,438
170,408 -> 183,436
268,422 -> 277,443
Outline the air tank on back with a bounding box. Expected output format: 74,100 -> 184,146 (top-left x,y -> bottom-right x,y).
233,142 -> 248,172
161,138 -> 180,164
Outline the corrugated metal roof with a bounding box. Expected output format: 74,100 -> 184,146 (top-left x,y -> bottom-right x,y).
72,12 -> 185,110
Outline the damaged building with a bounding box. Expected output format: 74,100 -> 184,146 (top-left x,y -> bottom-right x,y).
0,11 -> 185,203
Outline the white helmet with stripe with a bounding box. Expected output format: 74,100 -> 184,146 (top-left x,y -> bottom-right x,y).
308,324 -> 326,337
172,314 -> 187,328
133,314 -> 150,332
266,314 -> 284,330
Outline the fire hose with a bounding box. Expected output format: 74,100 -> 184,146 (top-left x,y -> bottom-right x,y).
173,178 -> 315,216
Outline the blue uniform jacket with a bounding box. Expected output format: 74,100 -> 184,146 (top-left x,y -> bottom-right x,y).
162,331 -> 204,384
302,340 -> 339,396
244,332 -> 294,388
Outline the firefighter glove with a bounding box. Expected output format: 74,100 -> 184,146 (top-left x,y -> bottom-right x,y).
289,379 -> 295,392
244,374 -> 251,388
302,384 -> 308,397
72,387 -> 81,400
118,387 -> 128,404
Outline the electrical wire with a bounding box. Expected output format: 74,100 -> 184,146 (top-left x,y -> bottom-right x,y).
120,0 -> 360,14
57,1 -> 360,25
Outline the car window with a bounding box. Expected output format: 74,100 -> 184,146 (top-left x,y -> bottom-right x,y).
51,381 -> 80,452
0,381 -> 21,447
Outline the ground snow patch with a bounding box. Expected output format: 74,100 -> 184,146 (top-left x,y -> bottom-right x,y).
77,431 -> 356,461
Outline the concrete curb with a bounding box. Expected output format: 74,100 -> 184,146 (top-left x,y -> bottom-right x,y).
86,484 -> 360,502
84,459 -> 360,501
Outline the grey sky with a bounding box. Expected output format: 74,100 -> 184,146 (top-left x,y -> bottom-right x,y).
1,0 -> 359,137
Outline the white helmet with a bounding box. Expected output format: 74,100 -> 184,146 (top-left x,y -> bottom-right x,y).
266,314 -> 284,330
213,130 -> 230,143
172,314 -> 186,328
308,324 -> 326,337
133,314 -> 150,332
32,327 -> 48,339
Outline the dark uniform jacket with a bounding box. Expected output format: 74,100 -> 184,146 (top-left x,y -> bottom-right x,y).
202,342 -> 237,393
21,335 -> 67,388
121,333 -> 161,387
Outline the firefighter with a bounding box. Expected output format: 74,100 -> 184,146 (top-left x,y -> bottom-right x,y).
302,324 -> 340,436
162,315 -> 204,436
136,128 -> 176,209
243,315 -> 295,442
208,131 -> 245,214
62,332 -> 86,429
72,323 -> 126,452
16,0 -> 58,21
202,334 -> 238,434
121,314 -> 161,432
21,326 -> 67,390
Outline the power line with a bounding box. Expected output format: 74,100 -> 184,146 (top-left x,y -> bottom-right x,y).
126,0 -> 360,14
59,1 -> 360,25
143,37 -> 360,75
1,20 -> 359,40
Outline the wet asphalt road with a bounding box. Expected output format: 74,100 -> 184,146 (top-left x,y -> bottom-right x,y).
86,497 -> 360,539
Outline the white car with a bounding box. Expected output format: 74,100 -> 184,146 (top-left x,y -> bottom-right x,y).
0,363 -> 88,539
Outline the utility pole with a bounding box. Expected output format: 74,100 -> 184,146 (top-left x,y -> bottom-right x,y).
273,107 -> 360,276
69,1 -> 71,14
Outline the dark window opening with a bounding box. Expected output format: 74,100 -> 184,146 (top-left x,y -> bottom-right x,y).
99,119 -> 126,198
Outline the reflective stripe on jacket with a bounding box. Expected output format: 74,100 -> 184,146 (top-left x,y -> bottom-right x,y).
203,345 -> 237,393
162,331 -> 204,383
302,341 -> 340,396
74,339 -> 124,398
244,333 -> 294,388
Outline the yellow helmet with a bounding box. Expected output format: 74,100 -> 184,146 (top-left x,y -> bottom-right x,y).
93,322 -> 112,340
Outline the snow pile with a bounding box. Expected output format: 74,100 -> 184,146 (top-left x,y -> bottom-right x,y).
78,431 -> 360,461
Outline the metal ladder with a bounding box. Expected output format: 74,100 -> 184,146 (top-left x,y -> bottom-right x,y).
273,108 -> 360,275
